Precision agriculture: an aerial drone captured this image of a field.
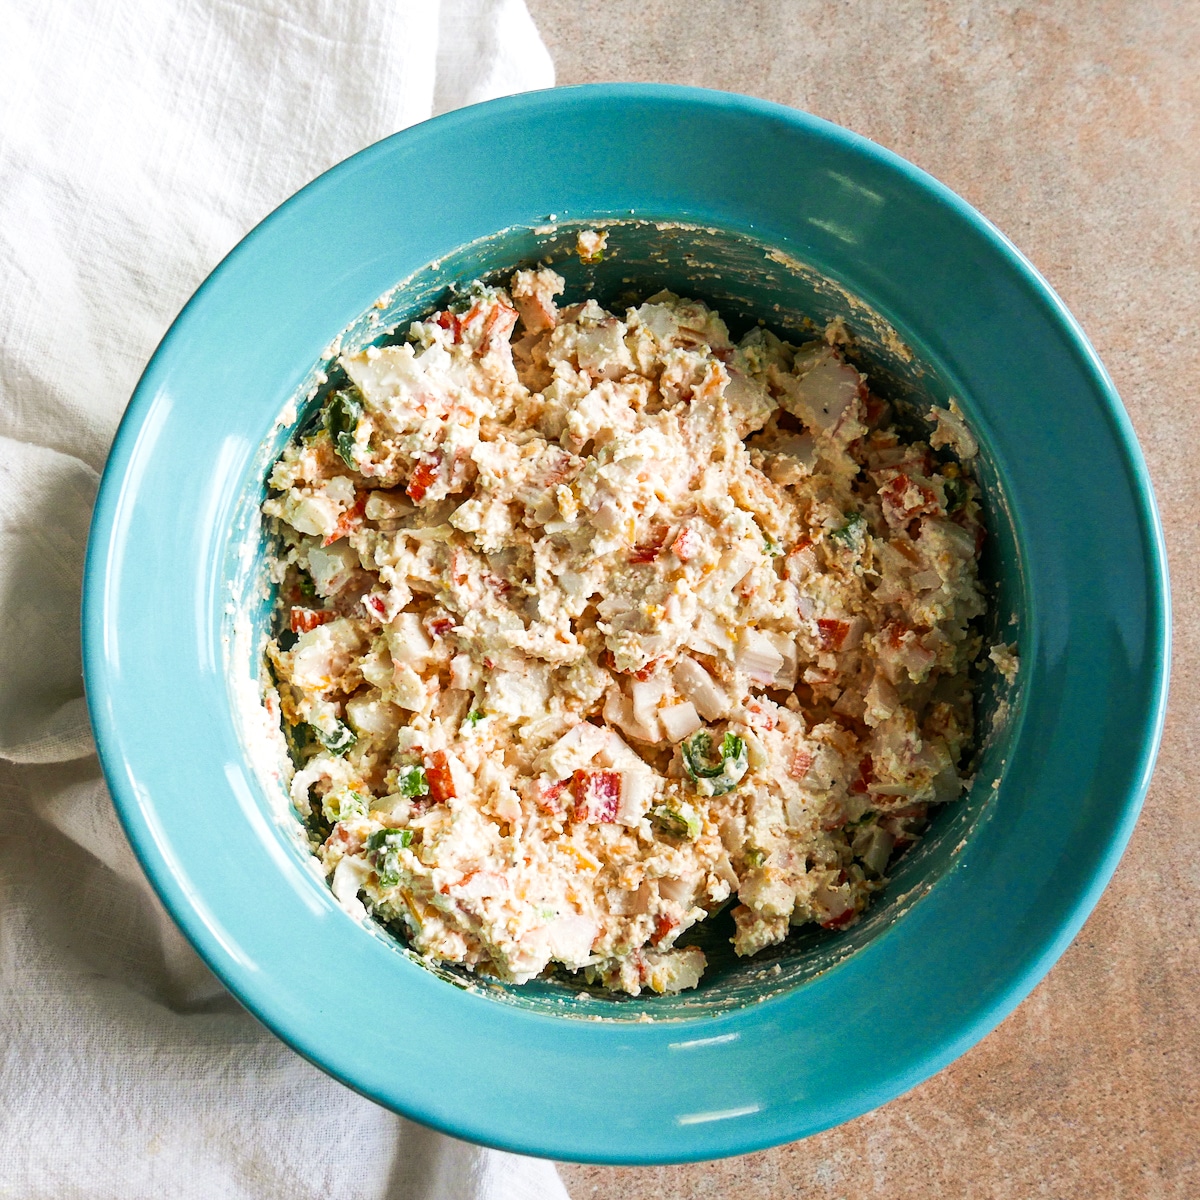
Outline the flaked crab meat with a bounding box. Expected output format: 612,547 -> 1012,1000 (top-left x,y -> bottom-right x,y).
261,252 -> 992,996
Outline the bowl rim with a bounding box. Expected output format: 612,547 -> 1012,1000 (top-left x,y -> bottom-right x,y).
82,82 -> 1170,1163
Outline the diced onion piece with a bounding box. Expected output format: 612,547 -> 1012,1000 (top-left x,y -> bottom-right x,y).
306,542 -> 358,596
574,320 -> 634,380
672,657 -> 730,721
784,347 -> 862,435
591,499 -> 624,533
364,489 -> 414,522
386,611 -> 433,668
603,688 -> 660,744
537,721 -> 611,779
615,770 -> 657,825
630,676 -> 668,737
735,628 -> 785,685
390,661 -> 425,709
592,729 -> 649,771
289,618 -> 363,691
345,693 -> 401,737
763,432 -> 817,485
659,700 -> 702,743
448,653 -> 475,689
762,631 -> 798,689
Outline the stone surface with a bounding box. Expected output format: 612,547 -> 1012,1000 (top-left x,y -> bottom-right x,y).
526,1 -> 1200,1195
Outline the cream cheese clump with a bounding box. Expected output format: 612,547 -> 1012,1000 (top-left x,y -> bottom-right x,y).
261,260 -> 986,996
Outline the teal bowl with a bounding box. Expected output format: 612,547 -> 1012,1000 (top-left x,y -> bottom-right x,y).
83,85 -> 1169,1163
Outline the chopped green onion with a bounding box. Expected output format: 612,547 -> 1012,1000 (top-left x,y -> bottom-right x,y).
366,827 -> 413,888
322,788 -> 368,823
313,720 -> 356,757
466,709 -> 484,727
681,731 -> 724,779
681,730 -> 749,796
830,512 -> 867,545
649,802 -> 702,840
745,847 -> 766,868
296,570 -> 316,598
763,535 -> 782,557
325,388 -> 363,469
396,765 -> 429,797
366,827 -> 413,851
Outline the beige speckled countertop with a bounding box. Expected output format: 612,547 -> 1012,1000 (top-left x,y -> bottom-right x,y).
526,1 -> 1200,1195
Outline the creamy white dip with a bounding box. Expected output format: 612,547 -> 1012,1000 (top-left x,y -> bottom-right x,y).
260,257 -> 987,995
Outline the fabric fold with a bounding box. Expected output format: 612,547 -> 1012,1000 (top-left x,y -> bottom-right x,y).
0,2 -> 565,1196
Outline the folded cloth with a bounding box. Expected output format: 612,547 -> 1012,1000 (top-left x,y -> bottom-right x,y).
0,2 -> 569,1196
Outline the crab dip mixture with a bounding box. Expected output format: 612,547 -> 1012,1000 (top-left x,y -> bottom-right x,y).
261,262 -> 987,997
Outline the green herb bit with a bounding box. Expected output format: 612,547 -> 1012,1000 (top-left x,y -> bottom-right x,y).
763,535 -> 782,557
366,826 -> 413,888
943,477 -> 968,513
745,848 -> 766,868
323,788 -> 369,823
340,790 -> 369,821
314,720 -> 357,757
296,570 -> 316,598
682,730 -> 749,796
397,765 -> 429,797
681,731 -> 725,780
325,387 -> 363,470
465,709 -> 484,727
366,827 -> 414,852
649,802 -> 702,841
830,512 -> 867,545
707,734 -> 749,796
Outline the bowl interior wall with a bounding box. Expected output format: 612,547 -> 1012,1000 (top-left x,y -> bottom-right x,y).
227,219 -> 1025,1020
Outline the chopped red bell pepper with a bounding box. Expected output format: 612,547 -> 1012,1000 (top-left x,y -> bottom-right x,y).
406,454 -> 441,502
424,750 -> 456,803
571,769 -> 621,823
289,607 -> 334,634
816,617 -> 851,651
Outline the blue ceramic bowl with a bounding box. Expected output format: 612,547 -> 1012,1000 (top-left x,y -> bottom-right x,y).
83,85 -> 1169,1163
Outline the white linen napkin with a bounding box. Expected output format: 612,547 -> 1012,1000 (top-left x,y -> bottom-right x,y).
0,2 -> 570,1196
